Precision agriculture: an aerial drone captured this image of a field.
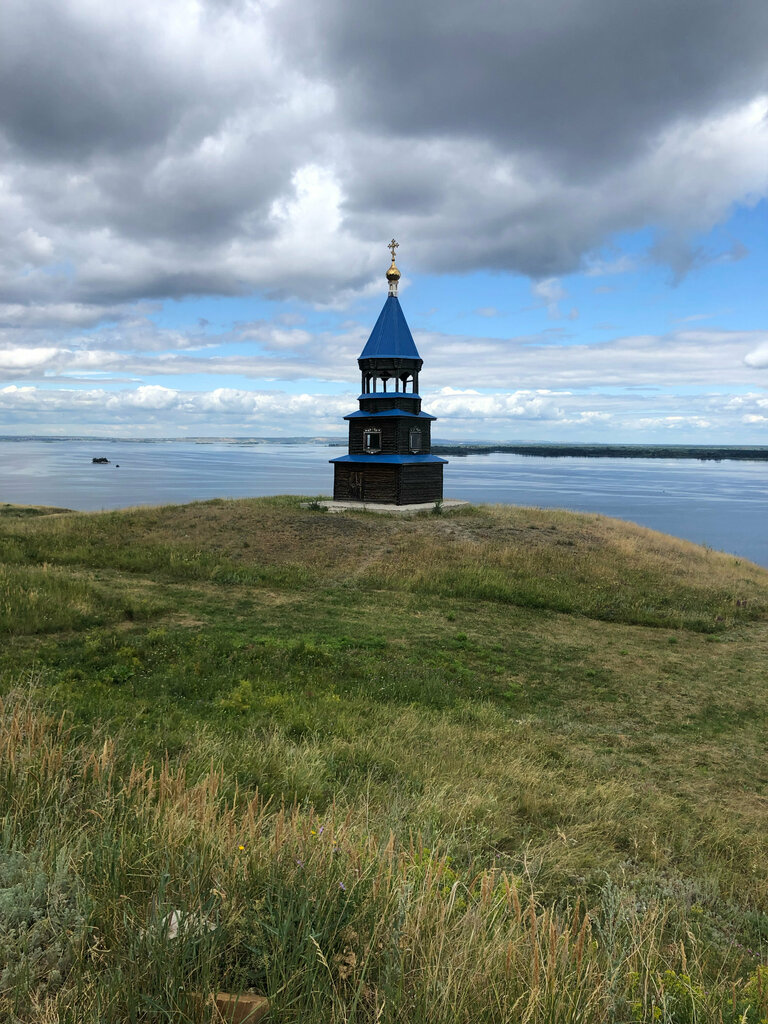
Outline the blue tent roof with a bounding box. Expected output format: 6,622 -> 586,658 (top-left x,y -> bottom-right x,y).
359,295 -> 421,361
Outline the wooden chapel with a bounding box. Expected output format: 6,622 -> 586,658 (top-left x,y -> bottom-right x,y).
331,241 -> 447,505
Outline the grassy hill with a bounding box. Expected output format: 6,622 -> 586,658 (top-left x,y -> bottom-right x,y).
1,496 -> 767,1022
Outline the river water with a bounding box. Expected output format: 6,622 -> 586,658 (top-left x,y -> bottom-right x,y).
1,438 -> 767,567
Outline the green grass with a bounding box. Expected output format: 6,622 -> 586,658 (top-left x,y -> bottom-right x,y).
1,496 -> 768,1022
0,503 -> 73,519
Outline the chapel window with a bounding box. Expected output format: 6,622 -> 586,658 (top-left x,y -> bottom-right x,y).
363,429 -> 382,453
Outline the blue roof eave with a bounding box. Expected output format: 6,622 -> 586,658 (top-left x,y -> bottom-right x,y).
344,408 -> 435,421
330,453 -> 448,465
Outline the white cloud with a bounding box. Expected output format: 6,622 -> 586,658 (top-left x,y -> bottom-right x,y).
0,383 -> 352,432
584,255 -> 637,276
2,321 -> 768,400
110,385 -> 180,411
744,343 -> 768,368
720,393 -> 768,418
0,347 -> 62,370
2,378 -> 765,443
631,416 -> 713,430
237,323 -> 315,351
532,278 -> 566,318
429,389 -> 568,421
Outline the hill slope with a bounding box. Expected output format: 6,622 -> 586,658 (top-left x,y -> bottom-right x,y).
1,497 -> 767,1022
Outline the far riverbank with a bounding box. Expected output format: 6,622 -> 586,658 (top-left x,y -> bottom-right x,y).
432,443 -> 768,461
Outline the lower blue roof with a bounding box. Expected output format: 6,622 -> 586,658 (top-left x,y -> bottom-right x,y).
330,454 -> 448,465
345,408 -> 435,421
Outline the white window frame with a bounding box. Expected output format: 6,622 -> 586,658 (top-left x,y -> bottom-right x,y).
363,429 -> 382,453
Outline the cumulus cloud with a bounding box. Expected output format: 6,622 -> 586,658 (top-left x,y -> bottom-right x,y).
0,382 -> 597,433
631,415 -> 713,431
429,388 -> 567,421
0,0 -> 766,319
0,383 -> 354,432
285,0 -> 768,170
744,343 -> 768,368
720,393 -> 768,419
2,319 -> 767,396
2,379 -> 765,442
418,327 -> 768,391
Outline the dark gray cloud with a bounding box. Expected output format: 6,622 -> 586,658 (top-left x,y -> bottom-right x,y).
0,0 -> 766,314
285,0 -> 768,170
0,0 -> 258,160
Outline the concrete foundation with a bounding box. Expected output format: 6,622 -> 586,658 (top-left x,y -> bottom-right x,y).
301,498 -> 468,516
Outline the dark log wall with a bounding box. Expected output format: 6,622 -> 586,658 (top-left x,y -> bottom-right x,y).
357,396 -> 422,414
333,462 -> 443,505
398,463 -> 443,504
348,419 -> 432,455
334,463 -> 399,502
398,420 -> 431,452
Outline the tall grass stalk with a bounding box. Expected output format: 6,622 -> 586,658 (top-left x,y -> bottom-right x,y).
2,686 -> 767,1022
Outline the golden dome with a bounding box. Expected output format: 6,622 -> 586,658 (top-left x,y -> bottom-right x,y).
386,259 -> 401,281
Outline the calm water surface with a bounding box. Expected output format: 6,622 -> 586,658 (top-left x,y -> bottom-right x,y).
1,438 -> 766,567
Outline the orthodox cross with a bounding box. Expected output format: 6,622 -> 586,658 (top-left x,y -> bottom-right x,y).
388,238 -> 399,261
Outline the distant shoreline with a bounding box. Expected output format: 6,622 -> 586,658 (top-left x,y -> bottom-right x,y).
432,444 -> 768,462
2,435 -> 767,463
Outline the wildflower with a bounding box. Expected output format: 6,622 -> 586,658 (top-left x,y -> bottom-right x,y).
238,845 -> 245,851
339,882 -> 346,891
296,859 -> 304,867
310,829 -> 317,836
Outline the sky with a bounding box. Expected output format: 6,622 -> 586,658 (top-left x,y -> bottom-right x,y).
1,0 -> 767,442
